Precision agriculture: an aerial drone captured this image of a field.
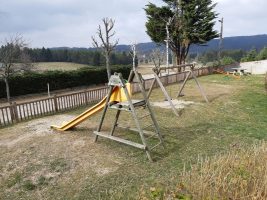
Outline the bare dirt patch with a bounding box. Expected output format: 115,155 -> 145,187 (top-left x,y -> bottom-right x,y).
151,99 -> 197,110
0,113 -> 124,199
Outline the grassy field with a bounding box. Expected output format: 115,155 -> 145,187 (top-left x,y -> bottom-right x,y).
0,74 -> 267,199
33,62 -> 90,71
33,62 -> 154,74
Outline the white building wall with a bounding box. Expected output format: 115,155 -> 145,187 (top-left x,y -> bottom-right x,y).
240,60 -> 267,74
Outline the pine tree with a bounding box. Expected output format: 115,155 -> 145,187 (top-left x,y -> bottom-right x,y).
256,47 -> 267,61
145,0 -> 218,70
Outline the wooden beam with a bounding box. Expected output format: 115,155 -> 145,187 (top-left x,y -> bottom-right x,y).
94,131 -> 146,150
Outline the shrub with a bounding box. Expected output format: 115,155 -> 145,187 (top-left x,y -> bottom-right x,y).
0,65 -> 131,98
220,56 -> 237,65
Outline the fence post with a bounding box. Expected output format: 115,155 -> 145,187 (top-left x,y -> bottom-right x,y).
10,102 -> 19,123
53,95 -> 58,112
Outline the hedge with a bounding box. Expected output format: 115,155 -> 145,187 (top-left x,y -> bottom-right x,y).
0,65 -> 131,98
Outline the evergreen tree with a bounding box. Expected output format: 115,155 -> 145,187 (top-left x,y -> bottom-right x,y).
45,48 -> 53,61
256,47 -> 267,61
40,47 -> 46,62
241,48 -> 257,62
145,0 -> 218,70
92,51 -> 101,66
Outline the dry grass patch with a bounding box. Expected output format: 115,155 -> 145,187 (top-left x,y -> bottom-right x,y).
1,74 -> 266,199
142,142 -> 267,200
33,62 -> 89,72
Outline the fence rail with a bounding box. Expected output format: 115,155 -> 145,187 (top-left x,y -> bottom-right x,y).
0,67 -> 212,127
0,87 -> 108,127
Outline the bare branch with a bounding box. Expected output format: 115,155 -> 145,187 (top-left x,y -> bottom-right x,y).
0,34 -> 31,102
150,48 -> 164,68
91,17 -> 119,80
91,36 -> 99,48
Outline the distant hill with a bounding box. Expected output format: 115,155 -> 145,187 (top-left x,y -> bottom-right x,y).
51,34 -> 267,54
190,34 -> 267,54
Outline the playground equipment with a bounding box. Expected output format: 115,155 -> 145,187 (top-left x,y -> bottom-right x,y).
147,64 -> 209,116
94,71 -> 164,161
177,65 -> 209,103
52,43 -> 164,161
51,84 -> 131,131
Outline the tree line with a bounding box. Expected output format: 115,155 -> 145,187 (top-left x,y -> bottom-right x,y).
189,46 -> 267,66
22,47 -> 132,66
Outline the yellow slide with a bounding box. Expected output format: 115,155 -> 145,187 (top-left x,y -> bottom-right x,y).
51,84 -> 131,131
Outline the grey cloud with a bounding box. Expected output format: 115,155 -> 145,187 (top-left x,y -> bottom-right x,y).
0,0 -> 266,47
214,0 -> 267,36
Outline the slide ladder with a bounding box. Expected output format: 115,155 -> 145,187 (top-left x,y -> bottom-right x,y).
94,72 -> 164,161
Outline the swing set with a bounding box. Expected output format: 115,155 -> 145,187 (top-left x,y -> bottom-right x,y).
147,63 -> 209,116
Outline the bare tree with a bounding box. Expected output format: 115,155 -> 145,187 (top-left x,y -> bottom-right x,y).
130,43 -> 138,69
151,48 -> 164,69
0,35 -> 31,102
91,18 -> 119,80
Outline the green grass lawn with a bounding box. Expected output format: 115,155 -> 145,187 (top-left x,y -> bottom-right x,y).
0,74 -> 267,199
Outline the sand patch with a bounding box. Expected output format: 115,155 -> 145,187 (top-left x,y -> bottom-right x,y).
0,115 -> 75,148
151,99 -> 197,109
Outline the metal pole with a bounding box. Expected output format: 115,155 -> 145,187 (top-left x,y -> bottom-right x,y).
218,17 -> 224,63
165,17 -> 172,74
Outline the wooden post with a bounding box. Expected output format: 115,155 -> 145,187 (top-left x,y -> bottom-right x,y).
165,74 -> 168,86
53,95 -> 58,112
153,72 -> 179,117
191,72 -> 209,103
177,71 -> 191,98
10,102 -> 19,123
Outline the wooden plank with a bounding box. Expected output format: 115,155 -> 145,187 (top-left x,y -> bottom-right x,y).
77,93 -> 80,106
29,103 -> 33,118
47,99 -> 51,114
42,100 -> 47,114
74,94 -> 77,107
62,96 -> 66,110
41,100 -> 45,115
4,108 -> 8,124
32,102 -> 36,117
1,108 -> 7,126
94,131 -> 146,150
61,97 -> 65,110
65,96 -> 69,110
156,64 -> 193,71
26,104 -> 30,119
70,95 -> 73,108
18,104 -> 22,120
0,109 -> 3,126
117,125 -> 155,136
47,99 -> 51,113
66,96 -> 70,109
7,107 -> 12,124
36,101 -> 41,116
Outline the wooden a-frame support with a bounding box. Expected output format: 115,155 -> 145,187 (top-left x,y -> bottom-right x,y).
94,71 -> 164,161
147,64 -> 209,117
177,68 -> 209,103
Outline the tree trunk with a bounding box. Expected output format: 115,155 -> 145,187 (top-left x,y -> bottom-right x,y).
105,53 -> 111,80
175,51 -> 182,72
4,77 -> 11,103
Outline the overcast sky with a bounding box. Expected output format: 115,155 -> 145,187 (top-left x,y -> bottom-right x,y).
0,0 -> 266,48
